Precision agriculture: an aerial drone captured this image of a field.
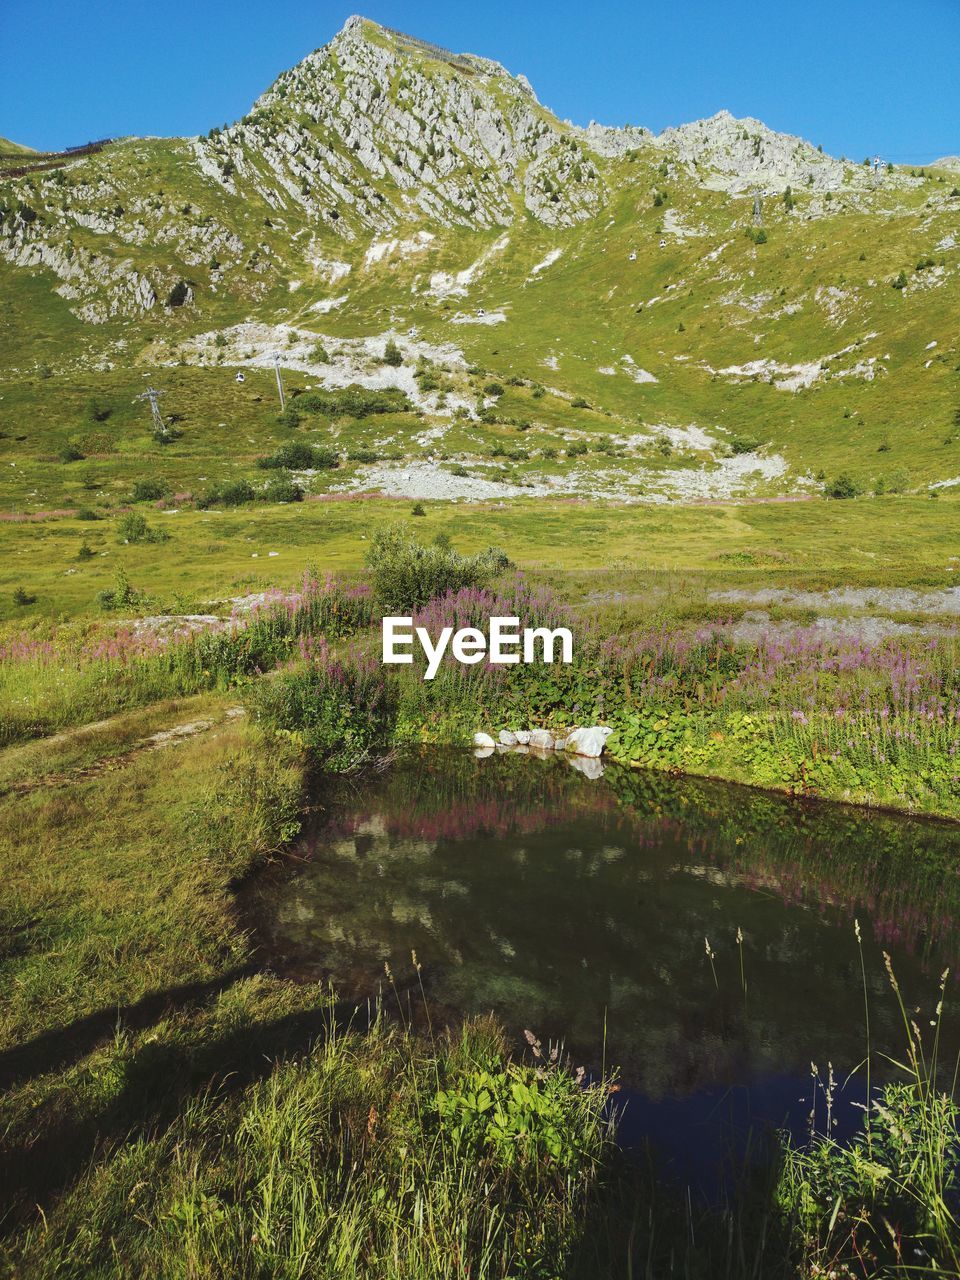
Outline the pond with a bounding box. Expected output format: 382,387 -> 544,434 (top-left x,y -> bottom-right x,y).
242,750 -> 960,1195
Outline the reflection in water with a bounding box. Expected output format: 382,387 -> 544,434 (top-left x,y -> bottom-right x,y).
242,752 -> 960,1179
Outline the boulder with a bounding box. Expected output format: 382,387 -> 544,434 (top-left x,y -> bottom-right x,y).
499,729 -> 518,746
514,730 -> 531,745
528,728 -> 554,749
564,726 -> 613,758
473,731 -> 496,748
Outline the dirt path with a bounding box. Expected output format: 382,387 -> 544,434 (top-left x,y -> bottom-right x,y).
2,707 -> 245,799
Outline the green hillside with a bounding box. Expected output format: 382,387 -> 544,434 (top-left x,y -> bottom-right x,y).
0,135 -> 37,156
0,15 -> 957,582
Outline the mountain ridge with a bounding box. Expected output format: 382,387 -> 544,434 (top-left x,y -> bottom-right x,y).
1,13 -> 958,509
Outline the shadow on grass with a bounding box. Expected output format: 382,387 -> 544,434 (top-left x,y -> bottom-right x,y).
0,975 -> 362,1231
0,965 -> 257,1092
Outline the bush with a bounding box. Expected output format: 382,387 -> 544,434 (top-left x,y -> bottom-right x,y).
12,586 -> 36,606
250,649 -> 399,771
347,447 -> 381,463
130,478 -> 168,502
77,540 -> 95,560
116,511 -> 169,544
483,382 -> 504,397
365,526 -> 511,613
411,503 -> 426,516
258,442 -> 339,470
196,479 -> 256,509
59,444 -> 85,463
383,339 -> 403,367
729,434 -> 761,454
293,385 -> 412,419
891,271 -> 908,290
97,568 -> 142,611
261,475 -> 303,503
571,397 -> 590,409
824,472 -> 862,499
566,440 -> 588,458
308,341 -> 330,363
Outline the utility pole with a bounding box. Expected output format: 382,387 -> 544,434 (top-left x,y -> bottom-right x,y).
137,385 -> 166,439
273,353 -> 286,411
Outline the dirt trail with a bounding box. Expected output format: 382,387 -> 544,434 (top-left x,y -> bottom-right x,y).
2,707 -> 245,799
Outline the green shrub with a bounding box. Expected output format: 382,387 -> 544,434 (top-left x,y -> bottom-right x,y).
59,444 -> 84,463
365,526 -> 511,613
293,385 -> 412,419
383,339 -> 403,367
891,271 -> 908,290
261,475 -> 303,503
729,434 -> 761,454
117,511 -> 169,544
196,479 -> 255,509
258,442 -> 339,470
571,397 -> 590,409
12,586 -> 36,606
250,650 -> 399,771
130,478 -> 168,502
483,382 -> 504,397
347,447 -> 381,463
825,472 -> 862,499
97,567 -> 142,611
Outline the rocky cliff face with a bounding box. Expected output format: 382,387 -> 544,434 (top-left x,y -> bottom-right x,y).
192,16 -> 605,235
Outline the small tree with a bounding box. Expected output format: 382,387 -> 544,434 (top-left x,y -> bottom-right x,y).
825,472 -> 861,499
383,339 -> 403,367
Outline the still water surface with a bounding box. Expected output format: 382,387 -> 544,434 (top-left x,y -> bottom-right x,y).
243,751 -> 960,1190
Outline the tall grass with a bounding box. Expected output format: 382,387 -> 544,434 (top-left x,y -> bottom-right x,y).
777,951 -> 960,1276
0,572 -> 373,746
11,1009 -> 612,1279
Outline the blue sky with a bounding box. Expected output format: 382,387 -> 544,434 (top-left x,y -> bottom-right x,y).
1,1 -> 957,161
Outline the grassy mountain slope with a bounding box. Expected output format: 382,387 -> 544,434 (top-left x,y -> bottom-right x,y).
1,15 -> 958,523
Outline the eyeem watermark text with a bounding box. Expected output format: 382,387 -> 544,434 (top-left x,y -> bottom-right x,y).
382,616 -> 573,680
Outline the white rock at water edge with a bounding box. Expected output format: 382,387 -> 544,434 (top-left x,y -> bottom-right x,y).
499,729 -> 518,746
473,731 -> 496,748
514,730 -> 531,745
527,728 -> 555,749
564,726 -> 613,758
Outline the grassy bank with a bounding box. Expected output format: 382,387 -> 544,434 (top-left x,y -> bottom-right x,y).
1,687 -> 957,1276
0,702 -> 617,1277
